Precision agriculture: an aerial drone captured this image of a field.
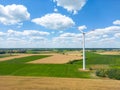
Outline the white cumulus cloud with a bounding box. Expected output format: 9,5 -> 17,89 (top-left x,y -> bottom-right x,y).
78,25 -> 87,31
87,26 -> 120,37
114,33 -> 120,38
0,4 -> 30,25
53,32 -> 82,43
30,37 -> 47,42
0,29 -> 50,39
32,13 -> 75,30
0,29 -> 50,48
53,0 -> 87,14
0,32 -> 6,36
113,20 -> 120,25
60,33 -> 76,37
23,30 -> 50,36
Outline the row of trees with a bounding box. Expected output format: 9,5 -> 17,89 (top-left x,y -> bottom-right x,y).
0,50 -> 26,54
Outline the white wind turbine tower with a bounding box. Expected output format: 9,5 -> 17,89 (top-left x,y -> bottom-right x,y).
78,25 -> 87,70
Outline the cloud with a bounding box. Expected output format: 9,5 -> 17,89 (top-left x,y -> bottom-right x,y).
52,25 -> 120,48
1,24 -> 120,48
0,29 -> 50,43
85,26 -> 120,43
32,13 -> 75,30
6,29 -> 50,37
113,20 -> 120,25
30,37 -> 47,42
52,32 -> 82,48
53,32 -> 82,44
60,33 -> 77,37
0,4 -> 30,25
0,29 -> 50,48
53,0 -> 87,14
87,26 -> 120,37
78,25 -> 87,31
100,37 -> 115,42
0,32 -> 6,36
102,35 -> 108,38
114,33 -> 120,38
84,25 -> 120,47
54,8 -> 58,12
23,30 -> 50,36
7,29 -> 22,37
7,38 -> 22,41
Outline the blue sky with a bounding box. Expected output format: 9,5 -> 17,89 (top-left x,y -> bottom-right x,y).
0,0 -> 120,48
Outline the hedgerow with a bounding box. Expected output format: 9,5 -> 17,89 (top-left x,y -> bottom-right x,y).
96,68 -> 120,80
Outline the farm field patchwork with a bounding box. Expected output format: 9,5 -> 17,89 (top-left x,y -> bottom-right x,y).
0,51 -> 120,90
0,52 -> 120,78
0,54 -> 90,78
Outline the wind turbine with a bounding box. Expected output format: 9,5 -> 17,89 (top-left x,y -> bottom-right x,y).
78,26 -> 86,70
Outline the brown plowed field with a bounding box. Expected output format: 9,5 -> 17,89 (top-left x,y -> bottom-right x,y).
97,51 -> 120,55
28,54 -> 82,64
0,76 -> 120,90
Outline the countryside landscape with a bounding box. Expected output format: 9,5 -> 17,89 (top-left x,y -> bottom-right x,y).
0,48 -> 120,90
1,0 -> 120,90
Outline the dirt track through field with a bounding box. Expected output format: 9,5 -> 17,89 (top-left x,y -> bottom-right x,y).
0,76 -> 120,90
0,54 -> 35,62
28,54 -> 82,64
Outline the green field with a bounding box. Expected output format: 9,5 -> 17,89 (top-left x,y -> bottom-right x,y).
0,52 -> 120,78
71,52 -> 120,68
